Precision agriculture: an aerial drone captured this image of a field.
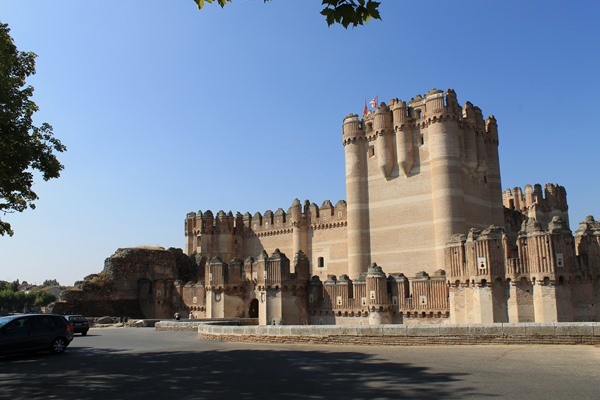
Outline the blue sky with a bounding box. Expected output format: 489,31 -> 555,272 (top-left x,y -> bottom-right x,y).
1,0 -> 599,285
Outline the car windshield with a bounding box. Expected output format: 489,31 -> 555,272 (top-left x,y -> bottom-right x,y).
0,316 -> 17,328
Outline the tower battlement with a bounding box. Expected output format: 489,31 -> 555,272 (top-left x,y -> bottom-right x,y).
503,183 -> 569,228
184,198 -> 348,267
185,198 -> 347,237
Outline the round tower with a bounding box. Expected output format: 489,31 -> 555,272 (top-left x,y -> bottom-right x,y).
462,103 -> 478,172
391,99 -> 414,177
485,116 -> 504,225
373,103 -> 395,178
343,113 -> 369,279
427,89 -> 466,268
185,211 -> 198,254
200,210 -> 214,258
473,106 -> 487,174
365,263 -> 391,324
290,198 -> 307,256
215,210 -> 235,262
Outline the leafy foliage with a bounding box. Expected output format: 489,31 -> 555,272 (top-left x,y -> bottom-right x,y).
42,278 -> 60,287
0,280 -> 56,312
0,280 -> 18,292
194,0 -> 382,28
0,23 -> 66,236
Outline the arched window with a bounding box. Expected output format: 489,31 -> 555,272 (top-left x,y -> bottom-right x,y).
318,257 -> 324,268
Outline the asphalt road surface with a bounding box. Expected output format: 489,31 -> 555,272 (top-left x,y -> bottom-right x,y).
1,327 -> 599,400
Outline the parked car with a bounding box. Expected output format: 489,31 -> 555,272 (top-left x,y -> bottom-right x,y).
64,315 -> 90,336
0,314 -> 74,356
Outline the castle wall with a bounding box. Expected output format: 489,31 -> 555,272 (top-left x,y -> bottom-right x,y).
555,283 -> 573,321
179,283 -> 206,318
206,290 -> 224,319
265,290 -> 282,325
492,280 -> 509,323
223,292 -> 245,318
449,285 -> 467,324
242,233 -> 294,266
533,282 -> 559,322
472,285 -> 495,324
282,290 -> 307,325
307,225 -> 348,279
571,278 -> 594,321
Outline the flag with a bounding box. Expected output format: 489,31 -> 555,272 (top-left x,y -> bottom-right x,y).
369,96 -> 378,109
363,99 -> 368,117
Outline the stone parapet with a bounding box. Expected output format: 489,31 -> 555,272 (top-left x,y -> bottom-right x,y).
195,322 -> 600,345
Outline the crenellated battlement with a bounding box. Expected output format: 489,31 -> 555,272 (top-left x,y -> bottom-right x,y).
359,89 -> 496,136
352,88 -> 501,195
308,265 -> 449,321
447,215 -> 599,324
503,183 -> 569,228
184,198 -> 348,261
204,249 -> 309,292
185,198 -> 347,237
447,216 -> 581,285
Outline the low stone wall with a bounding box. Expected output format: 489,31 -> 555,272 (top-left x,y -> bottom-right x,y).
156,318 -> 258,331
196,323 -> 600,345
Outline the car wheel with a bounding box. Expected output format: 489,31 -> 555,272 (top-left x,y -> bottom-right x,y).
51,337 -> 68,354
82,330 -> 88,336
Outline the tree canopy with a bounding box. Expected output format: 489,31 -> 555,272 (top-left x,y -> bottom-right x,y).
194,0 -> 382,28
0,23 -> 66,236
0,280 -> 56,313
42,279 -> 61,287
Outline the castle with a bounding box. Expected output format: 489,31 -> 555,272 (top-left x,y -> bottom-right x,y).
178,88 -> 600,325
53,89 -> 600,325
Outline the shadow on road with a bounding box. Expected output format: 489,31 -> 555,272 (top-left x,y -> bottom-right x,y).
1,345 -> 494,399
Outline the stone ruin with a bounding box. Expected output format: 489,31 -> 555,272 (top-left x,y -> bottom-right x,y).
51,247 -> 201,319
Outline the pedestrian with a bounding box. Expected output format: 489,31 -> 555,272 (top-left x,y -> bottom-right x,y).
174,312 -> 180,321
188,312 -> 194,320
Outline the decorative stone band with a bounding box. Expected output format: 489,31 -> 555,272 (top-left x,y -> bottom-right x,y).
244,221 -> 347,238
310,221 -> 347,230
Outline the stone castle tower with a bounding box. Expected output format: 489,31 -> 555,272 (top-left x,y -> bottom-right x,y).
342,88 -> 503,279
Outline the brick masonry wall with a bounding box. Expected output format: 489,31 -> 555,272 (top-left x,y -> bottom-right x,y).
182,323 -> 600,345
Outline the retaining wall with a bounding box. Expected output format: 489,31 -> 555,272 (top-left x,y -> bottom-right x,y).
193,322 -> 600,345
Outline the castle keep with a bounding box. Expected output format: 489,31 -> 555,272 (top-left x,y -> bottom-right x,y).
54,89 -> 600,325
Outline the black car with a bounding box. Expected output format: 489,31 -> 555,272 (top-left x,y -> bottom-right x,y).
0,314 -> 74,356
65,315 -> 90,335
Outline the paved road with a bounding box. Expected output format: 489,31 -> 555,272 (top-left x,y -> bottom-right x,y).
1,327 -> 599,399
